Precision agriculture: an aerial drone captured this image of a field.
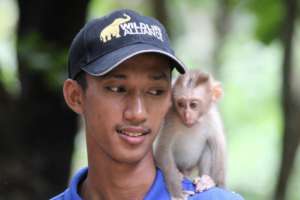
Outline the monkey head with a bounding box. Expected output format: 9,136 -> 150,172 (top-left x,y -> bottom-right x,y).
172,70 -> 222,127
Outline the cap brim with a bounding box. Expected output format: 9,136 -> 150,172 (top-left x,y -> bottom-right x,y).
81,43 -> 186,76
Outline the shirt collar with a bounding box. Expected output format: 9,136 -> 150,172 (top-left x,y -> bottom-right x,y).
69,167 -> 170,200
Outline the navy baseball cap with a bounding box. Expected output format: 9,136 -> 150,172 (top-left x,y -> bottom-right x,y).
68,9 -> 186,79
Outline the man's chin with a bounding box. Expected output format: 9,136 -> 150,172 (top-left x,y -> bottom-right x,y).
113,148 -> 153,165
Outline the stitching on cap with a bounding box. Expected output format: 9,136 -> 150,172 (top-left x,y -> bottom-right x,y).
82,49 -> 186,77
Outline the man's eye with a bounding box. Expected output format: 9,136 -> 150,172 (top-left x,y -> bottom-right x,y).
148,89 -> 165,96
105,86 -> 126,93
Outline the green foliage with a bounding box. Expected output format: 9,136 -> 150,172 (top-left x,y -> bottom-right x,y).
179,0 -> 241,11
88,0 -> 118,19
0,0 -> 18,38
88,0 -> 152,19
245,0 -> 284,44
18,32 -> 68,89
184,0 -> 215,8
0,0 -> 18,94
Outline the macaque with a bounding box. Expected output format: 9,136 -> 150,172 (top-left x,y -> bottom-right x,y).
155,70 -> 226,200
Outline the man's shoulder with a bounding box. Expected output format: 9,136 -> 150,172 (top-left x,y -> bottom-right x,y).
50,167 -> 244,200
49,168 -> 87,200
188,187 -> 244,200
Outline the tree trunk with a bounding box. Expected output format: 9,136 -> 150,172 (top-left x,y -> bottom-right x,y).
151,0 -> 171,38
0,0 -> 89,199
212,0 -> 231,78
274,0 -> 300,199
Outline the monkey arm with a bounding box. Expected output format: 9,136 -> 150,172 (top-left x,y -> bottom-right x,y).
154,111 -> 182,178
155,132 -> 185,198
207,132 -> 226,187
198,145 -> 212,175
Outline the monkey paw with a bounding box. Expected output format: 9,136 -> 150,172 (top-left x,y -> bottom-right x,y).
193,175 -> 216,193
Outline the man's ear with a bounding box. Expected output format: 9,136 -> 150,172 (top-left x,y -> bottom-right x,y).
63,79 -> 84,114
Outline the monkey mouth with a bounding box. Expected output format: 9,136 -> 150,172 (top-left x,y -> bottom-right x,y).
184,123 -> 194,128
182,119 -> 195,128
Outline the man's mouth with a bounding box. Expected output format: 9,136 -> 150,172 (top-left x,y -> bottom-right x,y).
118,130 -> 144,137
116,125 -> 151,145
116,126 -> 151,137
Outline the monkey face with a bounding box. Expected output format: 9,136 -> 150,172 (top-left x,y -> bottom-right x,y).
79,53 -> 172,165
175,98 -> 203,127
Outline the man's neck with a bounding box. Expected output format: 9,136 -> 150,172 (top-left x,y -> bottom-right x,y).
80,151 -> 156,200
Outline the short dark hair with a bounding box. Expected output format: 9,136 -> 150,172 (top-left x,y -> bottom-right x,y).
74,72 -> 87,91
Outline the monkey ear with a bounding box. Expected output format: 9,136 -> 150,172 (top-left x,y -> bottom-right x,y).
196,73 -> 209,85
212,82 -> 223,102
174,74 -> 184,86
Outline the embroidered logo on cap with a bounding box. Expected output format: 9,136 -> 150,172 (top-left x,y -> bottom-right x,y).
100,14 -> 131,42
99,13 -> 164,43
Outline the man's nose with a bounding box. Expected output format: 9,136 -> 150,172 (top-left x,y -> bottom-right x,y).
124,95 -> 147,124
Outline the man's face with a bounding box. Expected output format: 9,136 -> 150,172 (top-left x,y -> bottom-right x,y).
82,53 -> 172,164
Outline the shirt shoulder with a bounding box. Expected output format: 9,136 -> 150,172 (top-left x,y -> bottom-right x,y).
50,188 -> 75,200
181,178 -> 243,200
50,189 -> 69,200
49,168 -> 87,200
188,187 -> 244,200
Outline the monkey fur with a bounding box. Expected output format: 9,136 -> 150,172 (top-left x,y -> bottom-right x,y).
155,70 -> 226,199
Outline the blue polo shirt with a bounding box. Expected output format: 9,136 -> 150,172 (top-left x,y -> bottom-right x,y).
51,167 -> 243,200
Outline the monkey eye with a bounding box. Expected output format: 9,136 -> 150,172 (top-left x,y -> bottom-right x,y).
190,102 -> 198,109
177,102 -> 184,108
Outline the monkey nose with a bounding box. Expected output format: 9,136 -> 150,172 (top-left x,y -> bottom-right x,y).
183,116 -> 194,127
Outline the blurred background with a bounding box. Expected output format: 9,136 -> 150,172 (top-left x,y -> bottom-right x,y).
0,0 -> 299,199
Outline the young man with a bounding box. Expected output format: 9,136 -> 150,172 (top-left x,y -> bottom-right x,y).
52,9 -> 243,200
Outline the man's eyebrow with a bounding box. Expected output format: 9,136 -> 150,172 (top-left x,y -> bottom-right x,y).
149,72 -> 169,81
102,74 -> 127,80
